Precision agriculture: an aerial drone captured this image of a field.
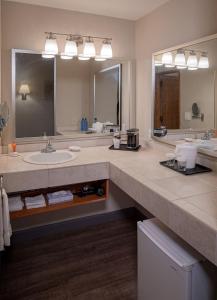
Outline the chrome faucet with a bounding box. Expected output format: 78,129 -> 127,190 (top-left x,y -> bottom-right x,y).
41,138 -> 56,153
201,129 -> 214,140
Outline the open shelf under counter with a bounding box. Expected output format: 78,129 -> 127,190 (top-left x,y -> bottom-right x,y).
10,179 -> 109,220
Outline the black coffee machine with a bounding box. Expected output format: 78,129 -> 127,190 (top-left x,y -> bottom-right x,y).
127,128 -> 139,149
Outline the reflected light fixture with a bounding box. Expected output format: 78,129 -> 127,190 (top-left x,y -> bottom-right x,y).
175,49 -> 186,69
198,52 -> 209,69
154,59 -> 163,66
100,39 -> 113,59
187,51 -> 198,70
19,84 -> 30,100
83,37 -> 96,58
162,52 -> 173,67
44,32 -> 58,55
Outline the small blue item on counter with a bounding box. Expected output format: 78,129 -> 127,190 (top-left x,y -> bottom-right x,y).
0,116 -> 6,129
80,118 -> 84,131
84,118 -> 88,131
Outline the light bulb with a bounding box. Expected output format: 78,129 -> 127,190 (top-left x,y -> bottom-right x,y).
198,52 -> 209,69
187,51 -> 198,69
100,39 -> 112,59
162,52 -> 173,65
44,33 -> 58,55
83,37 -> 96,58
64,37 -> 77,56
175,49 -> 186,68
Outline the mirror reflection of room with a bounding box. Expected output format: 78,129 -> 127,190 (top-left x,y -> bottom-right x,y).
14,50 -> 131,139
154,38 -> 217,131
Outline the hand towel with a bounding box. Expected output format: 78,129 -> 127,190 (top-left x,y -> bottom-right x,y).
0,189 -> 12,251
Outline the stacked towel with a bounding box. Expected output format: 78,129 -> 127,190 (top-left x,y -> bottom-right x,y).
25,194 -> 46,209
0,189 -> 12,251
47,190 -> 73,205
9,196 -> 24,212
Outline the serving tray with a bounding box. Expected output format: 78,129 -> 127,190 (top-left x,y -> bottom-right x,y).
109,144 -> 141,152
160,160 -> 212,175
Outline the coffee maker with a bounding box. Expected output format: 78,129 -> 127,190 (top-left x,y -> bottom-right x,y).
127,128 -> 139,149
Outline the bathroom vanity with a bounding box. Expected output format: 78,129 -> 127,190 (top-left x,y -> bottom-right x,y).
1,143 -> 217,268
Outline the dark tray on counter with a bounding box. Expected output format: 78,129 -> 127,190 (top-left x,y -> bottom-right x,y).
160,160 -> 212,175
109,144 -> 141,152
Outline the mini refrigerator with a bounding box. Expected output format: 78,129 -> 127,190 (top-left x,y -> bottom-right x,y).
138,219 -> 217,300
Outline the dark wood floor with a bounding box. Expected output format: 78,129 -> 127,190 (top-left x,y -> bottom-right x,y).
0,217 -> 137,300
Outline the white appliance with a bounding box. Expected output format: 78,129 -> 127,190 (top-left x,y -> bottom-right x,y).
138,219 -> 217,300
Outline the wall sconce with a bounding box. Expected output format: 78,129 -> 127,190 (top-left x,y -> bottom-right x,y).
19,84 -> 30,100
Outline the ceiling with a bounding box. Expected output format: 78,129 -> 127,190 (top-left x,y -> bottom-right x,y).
5,0 -> 170,20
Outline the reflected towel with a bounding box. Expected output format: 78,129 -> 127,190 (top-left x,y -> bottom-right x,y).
0,189 -> 12,251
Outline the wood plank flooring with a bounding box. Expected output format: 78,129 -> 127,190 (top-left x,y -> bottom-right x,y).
0,217 -> 138,300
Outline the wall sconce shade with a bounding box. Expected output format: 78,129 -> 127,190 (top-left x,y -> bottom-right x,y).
60,53 -> 73,60
44,33 -> 58,55
100,39 -> 113,58
198,52 -> 209,68
175,49 -> 186,68
187,51 -> 198,70
42,51 -> 55,59
83,37 -> 96,58
78,54 -> 90,61
162,52 -> 173,65
64,38 -> 78,56
19,84 -> 30,100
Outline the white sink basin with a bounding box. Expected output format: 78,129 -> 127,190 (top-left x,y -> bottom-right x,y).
23,150 -> 77,165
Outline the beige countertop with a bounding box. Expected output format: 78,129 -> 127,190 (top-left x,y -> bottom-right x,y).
1,142 -> 217,266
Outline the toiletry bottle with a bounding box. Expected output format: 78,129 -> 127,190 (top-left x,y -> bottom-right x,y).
84,118 -> 88,131
80,118 -> 84,131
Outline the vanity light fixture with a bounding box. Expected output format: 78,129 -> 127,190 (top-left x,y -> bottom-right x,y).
83,37 -> 96,58
198,52 -> 209,69
42,32 -> 112,60
187,51 -> 198,70
175,49 -> 186,69
19,84 -> 30,100
44,32 -> 58,55
100,39 -> 113,59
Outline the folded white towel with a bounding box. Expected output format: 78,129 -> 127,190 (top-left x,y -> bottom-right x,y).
0,189 -> 12,251
47,190 -> 73,205
9,196 -> 24,212
25,194 -> 46,209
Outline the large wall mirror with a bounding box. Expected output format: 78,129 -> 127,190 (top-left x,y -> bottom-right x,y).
12,49 -> 135,140
153,35 -> 217,132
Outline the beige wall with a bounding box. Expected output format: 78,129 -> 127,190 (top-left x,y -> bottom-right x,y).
1,0 -> 135,144
135,0 -> 217,138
